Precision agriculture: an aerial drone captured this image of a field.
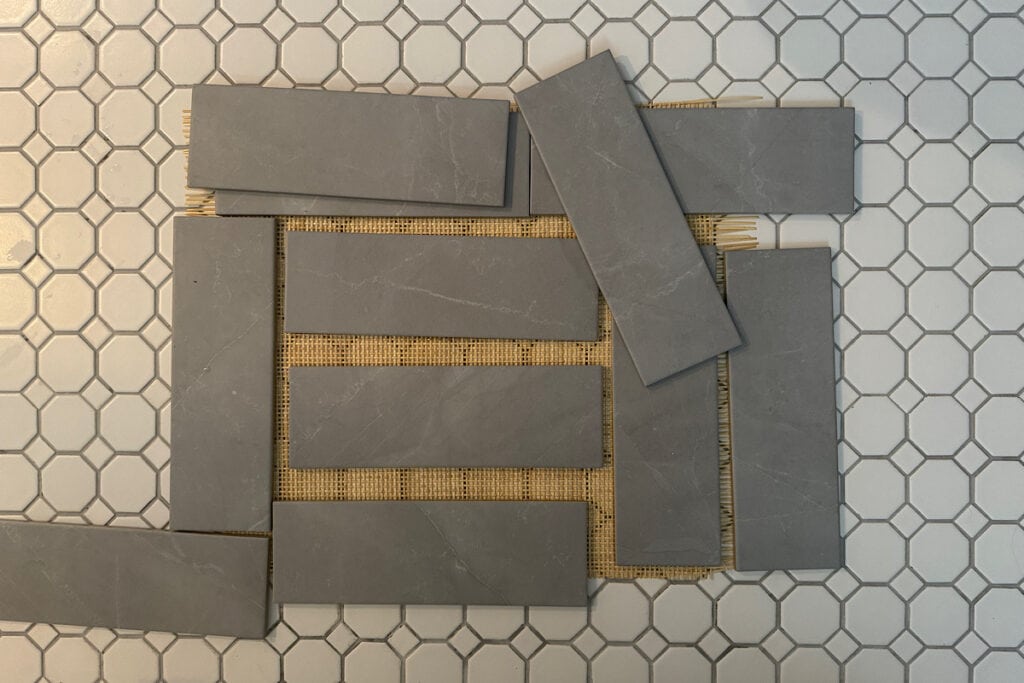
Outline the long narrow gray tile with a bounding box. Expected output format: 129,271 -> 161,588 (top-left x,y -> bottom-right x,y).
289,365 -> 602,469
170,216 -> 274,532
530,107 -> 855,215
272,501 -> 587,605
614,247 -> 721,567
516,52 -> 740,385
726,247 -> 841,571
188,84 -> 509,207
0,521 -> 269,637
214,112 -> 530,218
284,232 -> 598,340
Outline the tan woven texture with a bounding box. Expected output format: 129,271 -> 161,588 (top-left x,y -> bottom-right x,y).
184,100 -> 757,579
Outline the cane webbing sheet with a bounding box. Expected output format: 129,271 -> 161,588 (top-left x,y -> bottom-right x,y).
184,100 -> 758,579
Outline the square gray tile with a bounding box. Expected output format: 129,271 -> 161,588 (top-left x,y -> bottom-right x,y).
272,501 -> 588,606
530,107 -> 855,215
516,52 -> 740,385
613,247 -> 721,567
188,84 -> 509,206
284,231 -> 598,340
170,216 -> 275,532
214,112 -> 530,218
726,247 -> 841,571
0,521 -> 269,638
289,365 -> 602,468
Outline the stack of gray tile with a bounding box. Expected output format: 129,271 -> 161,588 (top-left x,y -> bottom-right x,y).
0,53 -> 856,637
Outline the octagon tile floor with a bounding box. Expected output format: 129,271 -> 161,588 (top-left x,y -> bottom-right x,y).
1,0 -> 1023,681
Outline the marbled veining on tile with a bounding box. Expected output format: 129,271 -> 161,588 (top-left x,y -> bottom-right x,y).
289,365 -> 602,469
517,52 -> 740,386
273,501 -> 587,606
188,84 -> 509,207
284,231 -> 599,340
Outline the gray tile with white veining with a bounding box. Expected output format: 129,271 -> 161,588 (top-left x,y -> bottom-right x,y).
272,501 -> 587,606
170,216 -> 275,532
530,107 -> 855,215
284,231 -> 598,340
726,247 -> 841,571
214,113 -> 529,218
0,521 -> 269,638
188,84 -> 509,206
516,52 -> 740,385
289,365 -> 602,469
613,247 -> 721,567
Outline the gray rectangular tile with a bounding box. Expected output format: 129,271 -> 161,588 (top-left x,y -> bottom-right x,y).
530,107 -> 855,215
726,247 -> 841,571
613,247 -> 721,567
187,84 -> 509,207
214,112 -> 530,218
272,501 -> 587,605
516,52 -> 740,385
0,521 -> 269,637
284,231 -> 598,340
170,216 -> 275,532
289,365 -> 602,469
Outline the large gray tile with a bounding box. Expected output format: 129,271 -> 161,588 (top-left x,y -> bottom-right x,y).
516,52 -> 740,385
0,521 -> 269,638
214,112 -> 530,218
725,247 -> 841,571
613,247 -> 721,567
272,501 -> 587,606
284,231 -> 598,340
289,365 -> 602,468
170,216 -> 275,532
530,107 -> 855,215
188,85 -> 509,207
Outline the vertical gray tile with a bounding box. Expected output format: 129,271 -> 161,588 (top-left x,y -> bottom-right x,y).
613,247 -> 722,567
170,216 -> 275,532
0,521 -> 269,638
516,52 -> 740,385
529,107 -> 855,215
187,85 -> 509,206
284,231 -> 599,340
289,365 -> 602,469
272,501 -> 588,606
726,247 -> 841,571
214,112 -> 531,218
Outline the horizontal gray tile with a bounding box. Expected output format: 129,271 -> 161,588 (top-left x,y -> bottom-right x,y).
516,52 -> 740,385
613,247 -> 721,567
726,247 -> 841,571
188,85 -> 509,207
214,112 -> 530,218
170,216 -> 275,532
530,107 -> 855,215
272,501 -> 587,605
289,365 -> 602,468
0,521 -> 269,637
284,231 -> 598,340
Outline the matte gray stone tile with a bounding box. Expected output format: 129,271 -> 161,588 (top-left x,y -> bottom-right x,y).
0,521 -> 269,638
214,113 -> 530,218
516,52 -> 740,385
289,365 -> 602,468
284,231 -> 598,340
613,247 -> 721,567
187,84 -> 509,207
529,141 -> 563,215
272,501 -> 587,606
725,247 -> 841,571
170,216 -> 275,532
530,107 -> 855,215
